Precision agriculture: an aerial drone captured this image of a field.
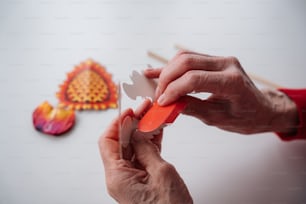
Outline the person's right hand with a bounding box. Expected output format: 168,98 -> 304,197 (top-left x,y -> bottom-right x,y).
145,51 -> 298,135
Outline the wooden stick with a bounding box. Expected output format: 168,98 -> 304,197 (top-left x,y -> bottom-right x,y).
172,44 -> 281,89
174,44 -> 189,51
245,73 -> 282,89
147,50 -> 168,64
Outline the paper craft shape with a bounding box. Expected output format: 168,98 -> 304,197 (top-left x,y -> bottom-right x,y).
119,81 -> 161,159
123,70 -> 157,101
33,59 -> 118,136
138,98 -> 187,133
56,59 -> 118,110
122,70 -> 187,134
33,101 -> 75,135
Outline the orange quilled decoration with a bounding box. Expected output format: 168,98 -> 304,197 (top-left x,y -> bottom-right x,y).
33,101 -> 75,136
56,59 -> 118,110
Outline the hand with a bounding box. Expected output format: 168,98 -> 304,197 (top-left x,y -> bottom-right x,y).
144,51 -> 298,134
98,102 -> 193,204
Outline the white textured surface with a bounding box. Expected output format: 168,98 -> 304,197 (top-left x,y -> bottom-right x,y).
0,0 -> 306,204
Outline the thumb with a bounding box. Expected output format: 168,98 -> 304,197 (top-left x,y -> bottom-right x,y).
131,131 -> 164,175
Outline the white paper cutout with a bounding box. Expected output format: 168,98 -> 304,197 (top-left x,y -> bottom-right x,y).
120,115 -> 162,160
119,71 -> 162,160
122,70 -> 157,101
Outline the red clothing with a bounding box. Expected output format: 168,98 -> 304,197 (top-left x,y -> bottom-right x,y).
277,89 -> 306,141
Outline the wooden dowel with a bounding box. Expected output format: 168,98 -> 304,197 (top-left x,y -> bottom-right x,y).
246,73 -> 281,89
147,50 -> 168,64
174,44 -> 189,51
172,44 -> 281,89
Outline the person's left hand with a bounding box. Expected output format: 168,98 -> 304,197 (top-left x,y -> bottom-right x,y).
98,101 -> 193,204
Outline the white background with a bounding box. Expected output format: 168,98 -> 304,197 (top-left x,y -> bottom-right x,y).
0,0 -> 306,203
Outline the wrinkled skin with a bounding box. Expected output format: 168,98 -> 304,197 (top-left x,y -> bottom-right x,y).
145,51 -> 298,135
99,100 -> 193,204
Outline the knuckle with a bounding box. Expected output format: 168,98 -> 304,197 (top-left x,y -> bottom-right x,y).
178,54 -> 194,68
230,70 -> 243,82
223,69 -> 244,88
227,56 -> 241,68
176,49 -> 189,57
184,71 -> 203,92
184,70 -> 199,84
157,162 -> 175,176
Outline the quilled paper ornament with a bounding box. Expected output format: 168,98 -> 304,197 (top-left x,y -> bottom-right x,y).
56,59 -> 118,110
32,59 -> 117,136
33,101 -> 75,136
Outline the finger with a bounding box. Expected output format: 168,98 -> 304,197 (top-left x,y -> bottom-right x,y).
101,108 -> 133,141
156,52 -> 226,99
131,131 -> 165,175
120,115 -> 136,161
173,49 -> 215,58
182,96 -> 228,125
157,70 -> 224,106
151,129 -> 163,152
143,68 -> 162,78
143,51 -> 216,78
134,99 -> 152,119
98,109 -> 134,166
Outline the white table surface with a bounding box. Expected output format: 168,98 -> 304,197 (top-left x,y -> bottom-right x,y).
1,0 -> 306,203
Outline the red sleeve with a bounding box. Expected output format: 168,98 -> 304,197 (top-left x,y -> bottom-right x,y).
276,88 -> 306,141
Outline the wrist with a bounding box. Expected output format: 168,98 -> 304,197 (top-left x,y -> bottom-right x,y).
263,89 -> 299,134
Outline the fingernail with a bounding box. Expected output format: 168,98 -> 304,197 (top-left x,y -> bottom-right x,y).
155,86 -> 161,99
157,93 -> 166,106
